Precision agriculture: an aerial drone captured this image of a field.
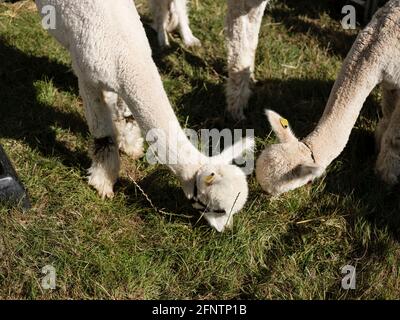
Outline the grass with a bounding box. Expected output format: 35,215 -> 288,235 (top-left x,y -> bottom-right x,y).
0,0 -> 399,299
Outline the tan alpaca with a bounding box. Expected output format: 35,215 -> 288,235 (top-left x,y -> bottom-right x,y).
256,0 -> 400,195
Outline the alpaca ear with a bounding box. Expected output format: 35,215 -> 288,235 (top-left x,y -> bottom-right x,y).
265,109 -> 298,143
214,136 -> 254,164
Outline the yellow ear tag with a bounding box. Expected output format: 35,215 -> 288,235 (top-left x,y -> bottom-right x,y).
280,118 -> 289,129
204,174 -> 215,185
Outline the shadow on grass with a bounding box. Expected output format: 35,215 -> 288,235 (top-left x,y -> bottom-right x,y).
174,76 -> 336,136
268,0 -> 357,58
117,169 -> 205,227
0,40 -> 90,172
270,0 -> 352,22
323,129 -> 400,241
141,15 -> 222,74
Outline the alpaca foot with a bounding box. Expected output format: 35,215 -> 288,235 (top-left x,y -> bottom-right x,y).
376,147 -> 400,185
88,166 -> 115,199
183,35 -> 201,47
88,137 -> 120,199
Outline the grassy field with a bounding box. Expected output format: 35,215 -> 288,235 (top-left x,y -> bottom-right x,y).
0,0 -> 399,299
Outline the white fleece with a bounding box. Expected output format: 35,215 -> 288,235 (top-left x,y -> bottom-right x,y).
35,0 -> 252,231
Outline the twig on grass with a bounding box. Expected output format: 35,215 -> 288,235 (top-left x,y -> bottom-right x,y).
127,174 -> 194,219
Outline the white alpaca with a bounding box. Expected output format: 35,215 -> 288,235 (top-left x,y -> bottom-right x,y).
149,0 -> 270,120
35,0 -> 253,232
148,0 -> 201,47
256,0 -> 400,195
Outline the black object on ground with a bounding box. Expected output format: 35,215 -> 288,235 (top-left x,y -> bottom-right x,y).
0,144 -> 30,210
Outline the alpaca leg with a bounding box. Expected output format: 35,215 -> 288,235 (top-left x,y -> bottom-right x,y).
376,95 -> 400,185
226,0 -> 268,121
149,0 -> 172,47
174,0 -> 201,47
375,85 -> 399,151
79,80 -> 120,199
110,95 -> 145,159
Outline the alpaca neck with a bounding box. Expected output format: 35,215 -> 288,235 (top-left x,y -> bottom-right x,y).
303,32 -> 383,168
118,52 -> 206,183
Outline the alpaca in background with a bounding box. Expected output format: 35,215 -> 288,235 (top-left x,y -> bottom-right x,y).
256,0 -> 400,195
148,0 -> 201,47
149,0 -> 270,121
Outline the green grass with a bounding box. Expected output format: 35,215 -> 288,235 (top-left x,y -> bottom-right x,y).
0,0 -> 399,299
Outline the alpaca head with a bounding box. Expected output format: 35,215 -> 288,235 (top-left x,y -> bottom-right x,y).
256,110 -> 324,196
189,137 -> 254,232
